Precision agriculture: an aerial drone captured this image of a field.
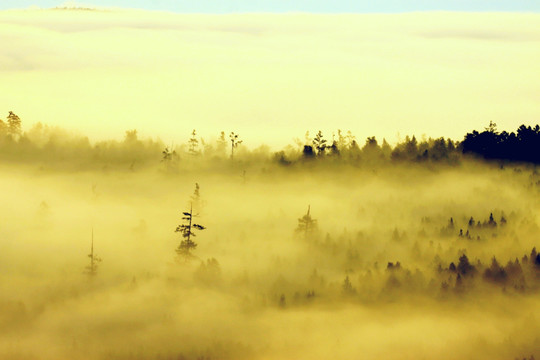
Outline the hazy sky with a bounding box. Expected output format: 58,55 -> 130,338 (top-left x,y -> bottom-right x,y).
1,0 -> 540,13
0,9 -> 539,148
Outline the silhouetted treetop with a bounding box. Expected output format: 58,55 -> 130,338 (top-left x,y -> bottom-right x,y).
296,205 -> 318,239
175,203 -> 205,260
7,111 -> 22,137
312,131 -> 327,156
462,123 -> 540,164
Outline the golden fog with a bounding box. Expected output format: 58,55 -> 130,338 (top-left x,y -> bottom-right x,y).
0,9 -> 540,147
1,7 -> 540,360
0,121 -> 539,360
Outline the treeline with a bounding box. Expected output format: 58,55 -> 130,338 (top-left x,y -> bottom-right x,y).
462,121 -> 540,164
275,130 -> 460,166
0,113 -> 160,167
278,122 -> 540,166
439,213 -> 507,241
438,248 -> 540,294
1,111 -> 539,168
269,245 -> 540,308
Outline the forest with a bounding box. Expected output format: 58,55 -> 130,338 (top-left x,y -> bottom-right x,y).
1,111 -> 539,360
2,112 -> 540,169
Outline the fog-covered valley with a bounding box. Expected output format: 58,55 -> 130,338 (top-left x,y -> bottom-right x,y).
1,6 -> 540,360
1,129 -> 539,359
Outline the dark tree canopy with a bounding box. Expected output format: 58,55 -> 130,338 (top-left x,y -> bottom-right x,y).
462,123 -> 540,164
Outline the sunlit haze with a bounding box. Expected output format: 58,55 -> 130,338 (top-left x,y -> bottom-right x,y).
0,9 -> 539,147
1,3 -> 540,360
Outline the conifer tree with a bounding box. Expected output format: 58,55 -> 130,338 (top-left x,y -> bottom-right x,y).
188,129 -> 200,156
175,204 -> 205,259
312,131 -> 327,156
7,111 -> 21,137
217,131 -> 227,156
296,205 -> 318,239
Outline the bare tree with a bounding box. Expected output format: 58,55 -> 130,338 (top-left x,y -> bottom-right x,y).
229,132 -> 243,160
161,146 -> 178,171
86,228 -> 102,276
175,203 -> 206,259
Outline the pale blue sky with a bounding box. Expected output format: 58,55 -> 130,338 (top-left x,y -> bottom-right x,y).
1,0 -> 540,12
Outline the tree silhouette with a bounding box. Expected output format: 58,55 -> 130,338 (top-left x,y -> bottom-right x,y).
217,131 -> 227,156
488,212 -> 497,227
462,122 -> 540,164
85,228 -> 101,276
162,147 -> 173,160
6,111 -> 21,137
124,129 -> 138,143
342,275 -> 356,295
175,203 -> 205,259
485,120 -> 498,133
188,129 -> 200,156
312,131 -> 327,156
161,146 -> 178,171
363,136 -> 384,161
483,257 -> 507,283
229,132 -> 243,160
336,130 -> 347,150
296,205 -> 318,239
328,140 -> 340,157
404,136 -> 418,159
302,145 -> 315,159
457,254 -> 475,276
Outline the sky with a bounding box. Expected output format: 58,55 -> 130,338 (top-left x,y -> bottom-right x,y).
0,8 -> 539,149
1,0 -> 540,13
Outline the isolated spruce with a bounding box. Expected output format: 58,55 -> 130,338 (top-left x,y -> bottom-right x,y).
175,203 -> 205,259
188,129 -> 200,156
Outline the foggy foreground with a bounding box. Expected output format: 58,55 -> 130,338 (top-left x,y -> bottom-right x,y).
1,141 -> 539,360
